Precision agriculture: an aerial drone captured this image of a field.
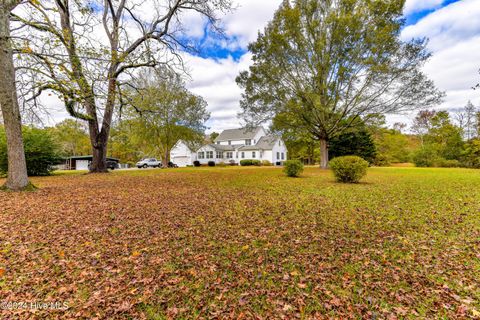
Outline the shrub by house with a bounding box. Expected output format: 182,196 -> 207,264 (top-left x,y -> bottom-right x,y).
329,156 -> 368,183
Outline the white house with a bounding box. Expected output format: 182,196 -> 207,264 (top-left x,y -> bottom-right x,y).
170,127 -> 288,167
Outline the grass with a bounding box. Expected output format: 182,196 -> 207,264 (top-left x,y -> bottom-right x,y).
0,166 -> 479,319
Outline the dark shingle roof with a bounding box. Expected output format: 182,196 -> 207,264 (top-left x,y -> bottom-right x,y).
215,127 -> 262,142
209,144 -> 236,151
239,135 -> 279,151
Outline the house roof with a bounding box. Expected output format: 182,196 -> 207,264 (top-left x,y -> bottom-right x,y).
209,144 -> 236,151
215,126 -> 263,142
239,135 -> 279,151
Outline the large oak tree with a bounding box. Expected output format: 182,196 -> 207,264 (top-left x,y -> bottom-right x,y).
237,0 -> 444,168
0,0 -> 29,190
13,0 -> 231,172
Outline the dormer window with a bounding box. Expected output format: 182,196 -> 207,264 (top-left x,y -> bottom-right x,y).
217,142 -> 220,145
245,139 -> 251,145
228,140 -> 231,145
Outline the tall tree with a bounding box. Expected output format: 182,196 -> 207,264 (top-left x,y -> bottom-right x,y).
0,0 -> 30,190
463,101 -> 477,140
237,0 -> 443,168
48,119 -> 91,157
13,0 -> 231,172
412,109 -> 436,145
124,68 -> 209,166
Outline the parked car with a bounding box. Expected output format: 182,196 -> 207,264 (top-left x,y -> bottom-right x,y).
136,158 -> 161,168
88,160 -> 119,171
167,162 -> 178,168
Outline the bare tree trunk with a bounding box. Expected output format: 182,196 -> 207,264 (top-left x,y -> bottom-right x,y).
0,5 -> 30,190
319,138 -> 329,169
89,135 -> 108,173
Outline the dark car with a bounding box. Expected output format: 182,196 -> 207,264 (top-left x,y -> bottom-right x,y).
167,162 -> 178,168
88,160 -> 119,171
107,160 -> 119,170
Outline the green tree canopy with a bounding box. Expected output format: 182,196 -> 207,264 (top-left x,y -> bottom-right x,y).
122,68 -> 209,165
237,0 -> 444,168
47,119 -> 91,157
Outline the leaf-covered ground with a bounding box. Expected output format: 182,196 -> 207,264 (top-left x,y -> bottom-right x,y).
1,167 -> 479,319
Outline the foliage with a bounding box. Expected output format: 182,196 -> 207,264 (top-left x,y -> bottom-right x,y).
283,160 -> 304,177
436,159 -> 461,168
329,127 -> 377,164
461,139 -> 480,168
208,161 -> 216,167
261,160 -> 273,166
1,167 -> 479,318
47,119 -> 91,157
240,159 -> 262,166
413,145 -> 440,167
14,0 -> 231,171
0,127 -> 61,176
122,68 -> 209,165
272,114 -> 319,165
237,0 -> 443,167
329,156 -> 368,183
411,110 -> 465,167
209,132 -> 220,143
193,161 -> 201,167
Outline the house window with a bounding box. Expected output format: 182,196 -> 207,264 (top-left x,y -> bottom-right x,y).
252,151 -> 256,158
217,142 -> 220,145
198,152 -> 205,159
236,152 -> 238,158
216,151 -> 223,159
228,140 -> 231,145
241,152 -> 245,158
226,151 -> 233,158
277,152 -> 280,159
245,139 -> 251,145
206,151 -> 213,159
281,152 -> 285,160
253,140 -> 256,144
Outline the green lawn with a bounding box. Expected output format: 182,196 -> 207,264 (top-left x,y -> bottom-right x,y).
0,167 -> 479,319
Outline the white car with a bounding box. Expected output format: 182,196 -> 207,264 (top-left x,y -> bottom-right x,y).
136,158 -> 162,168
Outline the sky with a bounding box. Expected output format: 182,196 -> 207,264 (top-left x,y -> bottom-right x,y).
182,0 -> 480,133
40,0 -> 480,133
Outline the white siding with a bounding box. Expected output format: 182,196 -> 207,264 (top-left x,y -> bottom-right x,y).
252,128 -> 266,145
271,139 -> 288,165
170,141 -> 194,167
218,140 -> 244,146
76,160 -> 90,170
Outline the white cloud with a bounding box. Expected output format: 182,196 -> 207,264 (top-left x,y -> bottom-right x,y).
399,0 -> 480,129
184,53 -> 254,133
404,0 -> 444,15
221,0 -> 282,49
33,0 -> 480,135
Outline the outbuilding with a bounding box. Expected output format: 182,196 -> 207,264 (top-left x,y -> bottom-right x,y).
65,156 -> 119,171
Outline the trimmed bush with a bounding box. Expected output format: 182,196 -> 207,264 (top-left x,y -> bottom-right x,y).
437,159 -> 461,168
193,160 -> 201,167
413,146 -> 439,167
283,160 -> 304,177
240,159 -> 253,166
217,162 -> 227,167
0,126 -> 61,176
261,160 -> 273,166
208,161 -> 215,167
240,159 -> 262,166
329,156 -> 368,183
